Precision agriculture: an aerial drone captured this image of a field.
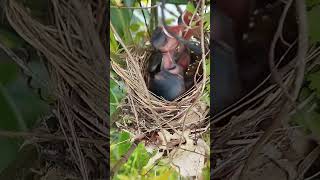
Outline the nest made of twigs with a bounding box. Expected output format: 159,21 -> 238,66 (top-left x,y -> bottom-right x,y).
112,45 -> 210,136
4,0 -> 108,179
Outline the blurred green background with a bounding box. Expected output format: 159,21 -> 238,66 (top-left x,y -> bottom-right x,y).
0,0 -> 51,178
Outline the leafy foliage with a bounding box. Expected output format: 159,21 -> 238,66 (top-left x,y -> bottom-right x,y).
186,2 -> 196,13
0,16 -> 49,174
290,1 -> 320,140
293,68 -> 320,138
0,59 -> 49,173
110,75 -> 126,115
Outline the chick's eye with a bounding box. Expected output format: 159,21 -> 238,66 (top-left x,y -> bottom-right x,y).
168,64 -> 177,70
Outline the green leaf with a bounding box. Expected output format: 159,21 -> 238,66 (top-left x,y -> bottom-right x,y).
308,5 -> 320,43
201,92 -> 210,106
205,59 -> 210,77
130,23 -> 140,32
132,143 -> 149,169
204,13 -> 210,30
110,77 -> 126,116
186,2 -> 196,14
117,132 -> 131,158
110,31 -> 119,53
110,8 -> 134,44
165,18 -> 176,25
134,31 -> 146,44
202,162 -> 210,180
110,0 -> 136,44
131,9 -> 151,29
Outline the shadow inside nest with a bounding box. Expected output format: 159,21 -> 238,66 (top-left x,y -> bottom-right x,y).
114,46 -> 210,134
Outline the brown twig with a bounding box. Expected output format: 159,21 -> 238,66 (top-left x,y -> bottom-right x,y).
268,0 -> 295,105
293,0 -> 308,100
110,135 -> 145,177
296,146 -> 320,180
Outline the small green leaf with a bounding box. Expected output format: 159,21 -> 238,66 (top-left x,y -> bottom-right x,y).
110,78 -> 126,116
186,2 -> 196,14
110,31 -> 119,53
165,18 -> 176,25
204,13 -> 210,30
117,132 -> 131,158
201,92 -> 210,106
134,31 -> 146,44
130,23 -> 141,32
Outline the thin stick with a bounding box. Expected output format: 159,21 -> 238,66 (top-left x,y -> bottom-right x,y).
293,0 -> 308,100
268,0 -> 295,105
110,135 -> 144,177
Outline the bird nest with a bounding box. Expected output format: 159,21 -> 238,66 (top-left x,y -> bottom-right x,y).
111,30 -> 210,176
112,47 -> 209,134
212,47 -> 320,179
